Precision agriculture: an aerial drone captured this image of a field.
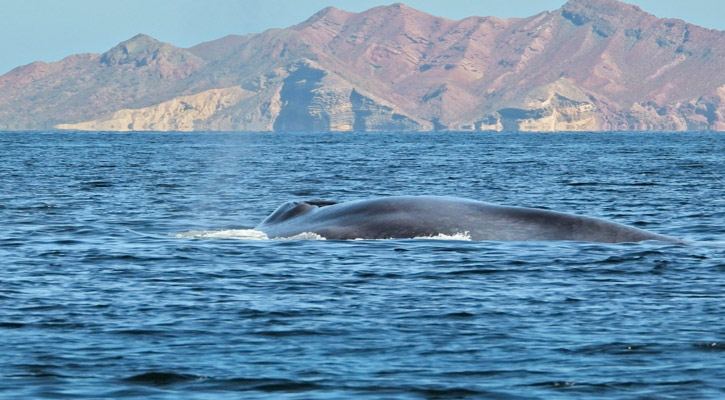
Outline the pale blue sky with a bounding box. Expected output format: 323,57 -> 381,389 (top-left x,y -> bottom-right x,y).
0,0 -> 722,75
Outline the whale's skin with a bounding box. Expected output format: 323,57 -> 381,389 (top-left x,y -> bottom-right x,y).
255,196 -> 679,243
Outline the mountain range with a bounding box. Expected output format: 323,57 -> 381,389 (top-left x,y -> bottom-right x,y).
1,0 -> 724,132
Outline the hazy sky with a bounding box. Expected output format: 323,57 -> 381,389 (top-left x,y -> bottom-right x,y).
1,0 -> 722,75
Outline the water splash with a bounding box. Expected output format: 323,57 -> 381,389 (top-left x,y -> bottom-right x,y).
174,229 -> 327,241
412,231 -> 472,241
174,230 -> 473,241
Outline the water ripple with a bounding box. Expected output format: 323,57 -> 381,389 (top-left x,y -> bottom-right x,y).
0,131 -> 723,399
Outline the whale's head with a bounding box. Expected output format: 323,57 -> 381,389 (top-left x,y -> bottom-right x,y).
259,200 -> 337,226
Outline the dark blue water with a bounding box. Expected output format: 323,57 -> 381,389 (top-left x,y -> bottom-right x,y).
1,131 -> 724,399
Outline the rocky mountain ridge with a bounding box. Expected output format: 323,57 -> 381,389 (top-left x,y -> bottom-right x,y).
1,0 -> 724,132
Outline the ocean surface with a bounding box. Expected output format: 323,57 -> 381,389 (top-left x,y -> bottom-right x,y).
1,131 -> 723,399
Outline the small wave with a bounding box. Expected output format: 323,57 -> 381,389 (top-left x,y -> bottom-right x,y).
254,329 -> 342,337
124,373 -> 325,392
530,381 -> 577,388
112,329 -> 165,336
207,377 -> 324,393
123,371 -> 203,386
0,322 -> 26,329
564,343 -> 664,355
694,342 -> 723,352
174,229 -> 269,240
691,241 -> 725,248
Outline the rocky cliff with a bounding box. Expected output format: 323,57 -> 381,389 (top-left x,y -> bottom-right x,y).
1,0 -> 724,132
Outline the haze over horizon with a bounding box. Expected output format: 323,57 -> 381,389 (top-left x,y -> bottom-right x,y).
0,0 -> 723,75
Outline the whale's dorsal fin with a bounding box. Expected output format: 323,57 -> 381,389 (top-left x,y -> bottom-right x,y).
260,200 -> 337,226
305,201 -> 337,207
260,201 -> 308,224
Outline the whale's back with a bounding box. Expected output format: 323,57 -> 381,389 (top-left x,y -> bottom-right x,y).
256,196 -> 679,243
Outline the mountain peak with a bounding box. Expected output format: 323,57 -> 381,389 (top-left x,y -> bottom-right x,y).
562,0 -> 644,17
127,33 -> 160,42
100,34 -> 168,66
558,0 -> 656,37
117,33 -> 165,51
367,2 -> 435,17
98,33 -> 204,78
308,6 -> 340,19
296,5 -> 354,29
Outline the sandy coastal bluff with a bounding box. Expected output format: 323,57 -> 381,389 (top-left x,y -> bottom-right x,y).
1,0 -> 723,132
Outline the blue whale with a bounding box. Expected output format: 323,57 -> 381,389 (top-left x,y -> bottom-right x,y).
255,196 -> 679,243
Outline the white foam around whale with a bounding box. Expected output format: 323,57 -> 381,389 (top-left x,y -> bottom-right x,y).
411,231 -> 472,241
174,229 -> 472,241
174,229 -> 327,241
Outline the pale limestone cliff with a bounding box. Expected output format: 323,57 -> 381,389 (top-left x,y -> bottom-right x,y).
472,79 -> 599,132
57,87 -> 251,131
713,85 -> 725,131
